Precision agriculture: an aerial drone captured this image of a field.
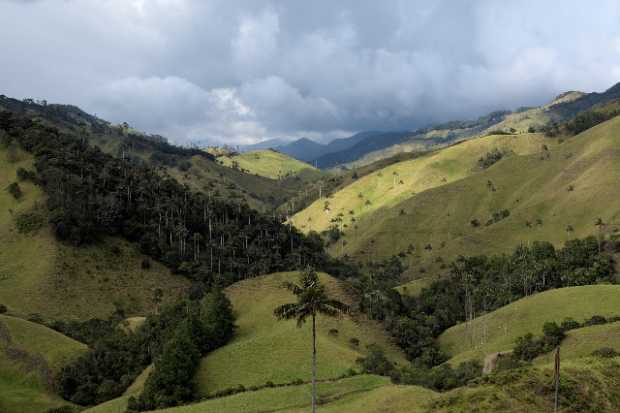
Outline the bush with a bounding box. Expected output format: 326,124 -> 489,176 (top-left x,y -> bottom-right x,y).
14,211 -> 45,234
349,337 -> 360,347
0,304 -> 7,314
328,328 -> 339,337
542,322 -> 565,347
16,167 -> 36,181
356,345 -> 396,376
513,333 -> 545,361
591,347 -> 619,358
585,315 -> 607,326
560,318 -> 581,331
6,182 -> 22,199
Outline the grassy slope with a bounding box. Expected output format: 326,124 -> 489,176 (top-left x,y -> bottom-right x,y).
218,150 -> 322,180
88,358 -> 620,413
97,375 -> 437,413
0,147 -> 189,320
169,155 -> 300,212
438,285 -> 620,365
291,132 -> 549,234
0,315 -> 87,413
535,321 -> 620,365
336,116 -> 620,280
194,272 -> 407,396
431,357 -> 620,413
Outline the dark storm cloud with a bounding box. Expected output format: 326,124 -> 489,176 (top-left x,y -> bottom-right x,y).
1,0 -> 619,144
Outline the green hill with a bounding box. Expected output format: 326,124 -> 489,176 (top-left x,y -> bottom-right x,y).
310,115 -> 620,281
0,315 -> 87,413
0,146 -> 189,320
85,358 -> 620,413
438,285 -> 620,365
194,272 -> 407,396
291,132 -> 550,234
217,150 -> 323,181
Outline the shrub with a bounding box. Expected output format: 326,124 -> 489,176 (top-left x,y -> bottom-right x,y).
356,345 -> 395,376
560,318 -> 581,331
6,182 -> 22,199
591,347 -> 619,358
16,167 -> 36,181
542,322 -> 565,347
14,211 -> 45,234
328,328 -> 339,337
0,304 -> 7,314
513,333 -> 545,361
585,315 -> 607,326
349,337 -> 360,347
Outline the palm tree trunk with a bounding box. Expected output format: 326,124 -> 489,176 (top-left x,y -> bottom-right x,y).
312,313 -> 317,413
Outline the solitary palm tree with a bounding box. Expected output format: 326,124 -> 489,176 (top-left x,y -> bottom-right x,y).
274,268 -> 349,413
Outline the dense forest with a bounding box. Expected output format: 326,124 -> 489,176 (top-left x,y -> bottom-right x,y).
355,238 -> 617,367
0,110 -> 354,288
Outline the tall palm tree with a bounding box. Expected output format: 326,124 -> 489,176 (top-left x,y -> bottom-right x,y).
274,268 -> 349,413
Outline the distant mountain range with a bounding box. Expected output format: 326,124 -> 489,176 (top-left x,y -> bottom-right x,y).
230,81 -> 620,170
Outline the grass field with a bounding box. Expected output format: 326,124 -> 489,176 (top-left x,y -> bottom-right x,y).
218,150 -> 322,181
87,358 -> 620,413
291,132 -> 551,235
0,315 -> 87,413
91,375 -> 437,413
194,272 -> 407,396
431,357 -> 620,413
0,146 -> 190,320
320,116 -> 620,281
438,285 -> 620,365
535,321 -> 620,365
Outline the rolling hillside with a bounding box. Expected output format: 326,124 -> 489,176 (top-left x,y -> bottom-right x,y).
294,114 -> 620,282
0,146 -> 189,320
0,96 -> 304,212
291,132 -> 551,235
0,315 -> 87,413
438,285 -> 620,365
216,149 -> 323,180
194,272 -> 407,396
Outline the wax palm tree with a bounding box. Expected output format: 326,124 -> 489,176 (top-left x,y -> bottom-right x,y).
274,268 -> 349,413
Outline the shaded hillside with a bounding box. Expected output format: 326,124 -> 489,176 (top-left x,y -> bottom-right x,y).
0,146 -> 189,320
0,96 -> 303,212
0,315 -> 87,413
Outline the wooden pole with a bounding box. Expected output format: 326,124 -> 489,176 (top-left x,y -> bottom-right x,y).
554,346 -> 560,412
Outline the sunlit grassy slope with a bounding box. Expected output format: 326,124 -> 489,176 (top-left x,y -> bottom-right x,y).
0,315 -> 87,413
0,147 -> 189,320
316,116 -> 620,280
218,150 -> 322,180
430,357 -> 620,413
438,285 -> 620,365
89,358 -> 620,413
194,272 -> 407,396
291,132 -> 550,234
534,321 -> 620,365
92,375 -> 437,413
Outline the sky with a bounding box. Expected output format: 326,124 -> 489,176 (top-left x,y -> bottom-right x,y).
2,0 -> 620,145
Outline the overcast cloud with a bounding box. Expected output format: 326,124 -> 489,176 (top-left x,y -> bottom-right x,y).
1,0 -> 620,145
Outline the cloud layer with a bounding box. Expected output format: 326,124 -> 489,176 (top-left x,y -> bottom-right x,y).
1,0 -> 620,144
